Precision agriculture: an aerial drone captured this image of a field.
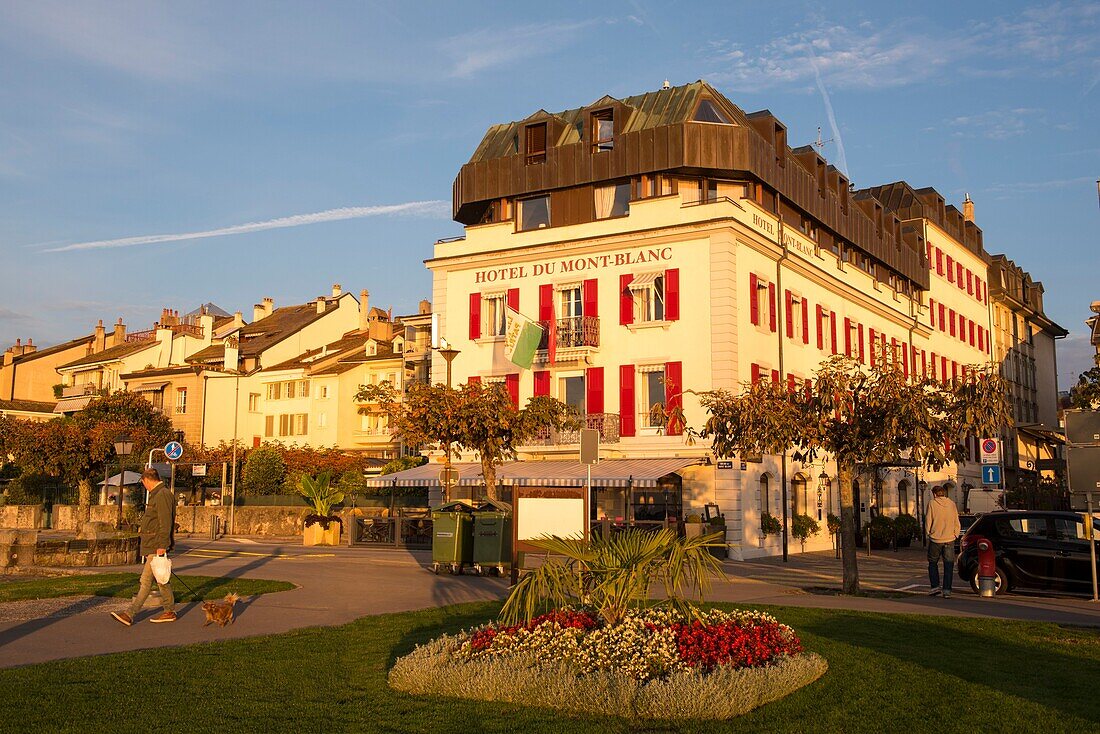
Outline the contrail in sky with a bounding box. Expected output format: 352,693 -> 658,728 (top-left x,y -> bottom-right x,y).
806,45 -> 849,178
42,200 -> 450,253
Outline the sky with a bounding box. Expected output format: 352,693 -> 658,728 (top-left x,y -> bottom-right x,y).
0,0 -> 1097,386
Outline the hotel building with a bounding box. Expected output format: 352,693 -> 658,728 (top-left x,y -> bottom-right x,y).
426,80 -> 1059,557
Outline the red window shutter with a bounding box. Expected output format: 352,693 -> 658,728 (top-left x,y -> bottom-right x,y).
952,362 -> 958,381
844,317 -> 852,356
959,314 -> 966,342
938,304 -> 946,331
869,328 -> 877,366
815,305 -> 824,349
469,293 -> 481,340
539,284 -> 554,322
751,363 -> 762,384
582,278 -> 598,318
858,323 -> 865,363
921,350 -> 927,377
533,370 -> 550,397
957,263 -> 964,287
936,248 -> 944,275
505,373 -> 519,407
902,343 -> 909,379
946,255 -> 954,282
506,288 -> 519,311
619,365 -> 636,437
664,361 -> 683,435
966,270 -> 974,295
979,326 -> 985,352
948,309 -> 956,337
929,299 -> 936,329
771,369 -> 780,384
969,320 -> 975,346
664,268 -> 680,321
941,356 -> 948,382
768,283 -> 777,332
801,297 -> 810,344
830,312 -> 838,355
784,290 -> 794,338
619,274 -> 634,326
787,374 -> 796,393
468,376 -> 481,386
749,274 -> 760,325
586,367 -> 604,414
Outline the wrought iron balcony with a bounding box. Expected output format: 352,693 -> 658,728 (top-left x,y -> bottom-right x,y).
538,315 -> 600,350
527,412 -> 620,445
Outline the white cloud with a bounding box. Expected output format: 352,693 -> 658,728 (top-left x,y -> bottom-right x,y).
982,176 -> 1097,196
946,108 -> 1044,141
42,201 -> 450,253
443,19 -> 604,78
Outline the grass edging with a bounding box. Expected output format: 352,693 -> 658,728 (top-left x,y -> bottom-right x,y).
389,642 -> 827,720
0,574 -> 296,603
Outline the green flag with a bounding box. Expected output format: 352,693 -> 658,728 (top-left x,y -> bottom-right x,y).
504,306 -> 544,370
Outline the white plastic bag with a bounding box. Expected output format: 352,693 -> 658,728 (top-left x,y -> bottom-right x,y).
150,554 -> 172,585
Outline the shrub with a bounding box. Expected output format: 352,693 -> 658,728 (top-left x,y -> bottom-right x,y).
791,514 -> 820,551
760,512 -> 782,537
862,515 -> 896,545
826,513 -> 841,535
241,446 -> 286,496
379,455 -> 427,475
894,513 -> 920,542
3,472 -> 48,505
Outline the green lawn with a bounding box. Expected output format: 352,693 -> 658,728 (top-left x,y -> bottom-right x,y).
0,573 -> 295,603
0,602 -> 1097,733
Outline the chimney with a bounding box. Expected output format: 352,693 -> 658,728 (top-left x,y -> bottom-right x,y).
113,318 -> 126,346
224,335 -> 240,373
199,313 -> 215,345
359,289 -> 370,333
253,297 -> 274,322
23,338 -> 35,355
94,319 -> 106,352
331,283 -> 342,298
963,193 -> 974,223
233,310 -> 244,328
316,296 -> 326,315
419,299 -> 431,315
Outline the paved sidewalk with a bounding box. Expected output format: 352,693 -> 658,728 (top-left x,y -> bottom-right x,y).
2,538 -> 1100,669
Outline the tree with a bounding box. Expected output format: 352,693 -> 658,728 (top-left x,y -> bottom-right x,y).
357,380 -> 582,501
682,352 -> 1010,595
240,446 -> 287,496
1069,367 -> 1100,410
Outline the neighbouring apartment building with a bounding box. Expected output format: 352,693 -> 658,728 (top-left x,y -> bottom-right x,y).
423,80 -> 1063,558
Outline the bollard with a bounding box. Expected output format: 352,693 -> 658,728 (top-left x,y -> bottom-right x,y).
210,515 -> 220,540
977,537 -> 997,597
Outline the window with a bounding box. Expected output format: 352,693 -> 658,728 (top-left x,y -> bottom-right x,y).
996,517 -> 1050,539
630,272 -> 665,322
264,415 -> 274,437
319,386 -> 329,399
248,393 -> 260,412
592,110 -> 614,152
560,286 -> 582,318
286,381 -> 296,399
1053,517 -> 1096,543
694,99 -> 730,124
640,366 -> 666,429
278,413 -> 308,437
298,380 -> 309,398
318,412 -> 327,429
560,375 -> 586,414
175,387 -> 187,415
518,195 -> 550,230
594,182 -> 630,219
759,475 -> 771,517
482,294 -> 507,337
266,382 -> 281,401
525,123 -> 547,164
279,414 -> 289,436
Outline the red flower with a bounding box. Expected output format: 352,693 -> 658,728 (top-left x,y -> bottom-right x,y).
667,620 -> 803,671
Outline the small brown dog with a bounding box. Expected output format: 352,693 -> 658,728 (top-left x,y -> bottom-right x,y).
201,593 -> 240,627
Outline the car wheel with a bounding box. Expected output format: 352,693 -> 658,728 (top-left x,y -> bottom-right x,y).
968,566 -> 1010,595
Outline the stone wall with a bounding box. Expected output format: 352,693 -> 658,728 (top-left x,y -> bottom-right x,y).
0,529 -> 140,569
0,505 -> 43,529
53,505 -> 117,531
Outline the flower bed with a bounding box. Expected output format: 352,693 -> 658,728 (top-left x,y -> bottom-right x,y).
390,607 -> 827,720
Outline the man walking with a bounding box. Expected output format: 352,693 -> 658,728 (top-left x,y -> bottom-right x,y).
925,485 -> 962,598
111,468 -> 176,625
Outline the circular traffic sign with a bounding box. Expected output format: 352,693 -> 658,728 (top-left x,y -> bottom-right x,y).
438,467 -> 459,486
164,441 -> 184,461
982,439 -> 997,455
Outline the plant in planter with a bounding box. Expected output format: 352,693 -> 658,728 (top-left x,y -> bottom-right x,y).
791,514 -> 821,552
684,513 -> 705,540
893,513 -> 920,548
298,472 -> 344,546
861,514 -> 895,550
760,512 -> 782,539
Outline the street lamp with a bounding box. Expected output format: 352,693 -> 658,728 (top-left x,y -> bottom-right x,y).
817,470 -> 829,521
114,434 -> 134,530
437,345 -> 460,503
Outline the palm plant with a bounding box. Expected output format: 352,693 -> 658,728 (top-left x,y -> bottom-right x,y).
298,471 -> 343,518
499,528 -> 725,626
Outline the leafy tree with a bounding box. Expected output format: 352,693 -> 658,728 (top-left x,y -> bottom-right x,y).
380,455 -> 428,476
241,446 -> 287,496
681,352 -> 1010,594
356,381 -> 582,501
791,514 -> 820,552
499,528 -> 725,625
1069,367 -> 1100,410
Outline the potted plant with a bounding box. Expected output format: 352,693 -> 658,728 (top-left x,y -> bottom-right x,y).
791,514 -> 821,552
861,515 -> 895,550
893,513 -> 920,548
760,512 -> 782,542
683,513 -> 705,540
299,472 -> 344,546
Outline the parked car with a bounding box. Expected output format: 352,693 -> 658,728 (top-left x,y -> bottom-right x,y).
957,511 -> 1100,596
955,514 -> 978,553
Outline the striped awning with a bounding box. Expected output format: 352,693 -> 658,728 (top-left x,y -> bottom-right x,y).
53,395 -> 94,413
473,457 -> 702,488
132,381 -> 169,393
361,463 -> 480,488
628,271 -> 662,288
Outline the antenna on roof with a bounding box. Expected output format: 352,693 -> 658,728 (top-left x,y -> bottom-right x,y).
661,79 -> 670,90
812,126 -> 834,150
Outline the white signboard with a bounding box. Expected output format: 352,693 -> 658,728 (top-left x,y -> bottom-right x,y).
516,497 -> 585,541
192,464 -> 207,477
980,438 -> 1002,465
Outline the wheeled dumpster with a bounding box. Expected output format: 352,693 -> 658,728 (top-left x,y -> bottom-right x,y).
431,500 -> 474,574
472,499 -> 512,576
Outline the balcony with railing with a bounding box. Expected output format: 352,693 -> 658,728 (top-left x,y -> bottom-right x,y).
126,323 -> 204,342
537,316 -> 599,359
527,412 -> 620,446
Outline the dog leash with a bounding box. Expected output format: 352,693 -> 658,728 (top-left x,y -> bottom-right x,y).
170,570 -> 197,598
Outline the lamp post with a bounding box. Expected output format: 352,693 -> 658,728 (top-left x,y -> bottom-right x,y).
113,434 -> 134,530
917,478 -> 928,546
437,345 -> 460,503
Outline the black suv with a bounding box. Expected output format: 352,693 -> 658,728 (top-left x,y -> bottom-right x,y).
957,511 -> 1100,596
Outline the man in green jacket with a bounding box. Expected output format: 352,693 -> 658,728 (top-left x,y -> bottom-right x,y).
111,468 -> 176,625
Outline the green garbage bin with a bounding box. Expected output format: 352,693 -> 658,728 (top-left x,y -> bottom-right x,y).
472,499 -> 512,576
431,500 -> 475,574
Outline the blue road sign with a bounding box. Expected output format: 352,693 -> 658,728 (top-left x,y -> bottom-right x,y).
981,465 -> 1002,486
164,441 -> 184,461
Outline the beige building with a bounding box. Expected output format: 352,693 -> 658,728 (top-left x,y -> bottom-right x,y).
426,80 -> 1059,557
1,333 -> 95,407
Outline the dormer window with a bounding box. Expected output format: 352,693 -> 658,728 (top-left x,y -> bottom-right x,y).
525,123 -> 547,165
693,99 -> 730,124
592,110 -> 614,152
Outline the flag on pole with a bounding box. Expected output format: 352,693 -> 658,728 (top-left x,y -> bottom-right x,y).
504,307 -> 544,370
